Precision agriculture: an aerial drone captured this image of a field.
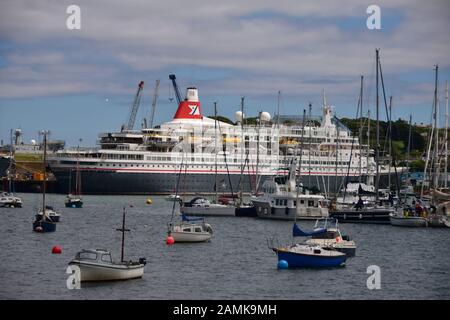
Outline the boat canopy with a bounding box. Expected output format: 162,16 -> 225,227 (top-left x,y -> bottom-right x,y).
292,223 -> 326,237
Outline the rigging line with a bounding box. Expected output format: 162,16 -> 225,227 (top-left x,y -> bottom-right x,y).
170,153 -> 185,223
217,117 -> 234,197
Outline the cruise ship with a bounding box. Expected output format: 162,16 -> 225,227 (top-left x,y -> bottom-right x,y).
48,82 -> 377,195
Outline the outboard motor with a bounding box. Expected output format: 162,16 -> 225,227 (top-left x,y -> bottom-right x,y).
139,257 -> 147,265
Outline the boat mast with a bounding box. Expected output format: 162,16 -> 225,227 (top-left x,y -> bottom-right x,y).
117,207 -> 130,262
334,126 -> 340,198
388,96 -> 393,189
375,48 -> 380,203
8,129 -> 13,193
255,112 -> 261,194
358,76 -> 364,184
367,109 -> 371,185
433,65 -> 439,189
75,140 -> 80,195
42,131 -> 48,215
295,109 -> 307,223
276,91 -> 281,176
446,80 -> 449,188
308,102 -> 312,188
239,97 -> 245,205
214,102 -> 218,203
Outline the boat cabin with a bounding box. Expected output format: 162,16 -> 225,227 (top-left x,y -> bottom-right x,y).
74,249 -> 113,264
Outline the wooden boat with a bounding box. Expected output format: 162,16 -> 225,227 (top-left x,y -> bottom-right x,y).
68,207 -> 146,281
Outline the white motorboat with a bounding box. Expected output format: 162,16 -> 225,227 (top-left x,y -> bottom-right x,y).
251,161 -> 328,220
181,197 -> 235,216
305,218 -> 356,256
68,207 -> 146,281
68,249 -> 146,281
168,215 -> 213,242
0,192 -> 22,208
166,194 -> 182,202
389,209 -> 427,227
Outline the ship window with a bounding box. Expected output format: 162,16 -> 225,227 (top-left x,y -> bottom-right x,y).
101,253 -> 112,263
293,201 -> 297,206
78,252 -> 97,260
194,227 -> 202,233
308,200 -> 314,207
300,200 -> 304,204
182,228 -> 191,232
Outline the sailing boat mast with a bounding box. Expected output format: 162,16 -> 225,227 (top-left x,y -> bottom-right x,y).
446,80 -> 449,188
433,65 -> 439,189
388,96 -> 393,189
8,129 -> 13,192
239,97 -> 244,206
214,102 -> 218,203
295,109 -> 307,223
41,131 -> 48,215
255,111 -> 261,194
358,76 -> 364,184
375,48 -> 380,203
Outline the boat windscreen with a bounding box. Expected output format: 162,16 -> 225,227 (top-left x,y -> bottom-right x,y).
292,223 -> 327,237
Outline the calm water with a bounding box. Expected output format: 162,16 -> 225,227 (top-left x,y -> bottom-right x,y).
1,193 -> 449,300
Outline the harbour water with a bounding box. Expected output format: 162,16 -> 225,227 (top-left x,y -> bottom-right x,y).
1,193 -> 449,299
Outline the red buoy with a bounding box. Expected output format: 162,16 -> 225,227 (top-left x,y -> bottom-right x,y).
52,245 -> 62,254
35,226 -> 43,232
166,236 -> 175,245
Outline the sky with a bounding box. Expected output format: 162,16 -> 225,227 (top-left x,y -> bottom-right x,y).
0,0 -> 449,147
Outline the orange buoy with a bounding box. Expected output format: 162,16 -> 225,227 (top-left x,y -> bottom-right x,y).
166,236 -> 175,245
52,245 -> 62,254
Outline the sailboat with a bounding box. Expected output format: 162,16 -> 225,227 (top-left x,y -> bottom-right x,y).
180,102 -> 235,217
0,129 -> 22,208
168,154 -> 213,242
269,223 -> 346,268
33,131 -> 58,232
65,146 -> 83,208
68,206 -> 146,281
329,49 -> 394,224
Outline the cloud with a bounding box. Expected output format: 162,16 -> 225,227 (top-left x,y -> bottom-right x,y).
0,0 -> 448,108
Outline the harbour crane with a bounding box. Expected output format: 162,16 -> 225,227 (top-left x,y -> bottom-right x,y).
169,74 -> 182,105
149,79 -> 160,128
122,81 -> 144,131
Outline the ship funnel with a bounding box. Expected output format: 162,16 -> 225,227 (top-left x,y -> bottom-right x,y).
173,87 -> 202,120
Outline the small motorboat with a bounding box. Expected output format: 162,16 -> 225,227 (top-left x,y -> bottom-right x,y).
0,192 -> 22,208
65,194 -> 83,208
168,214 -> 213,243
166,194 -> 182,202
305,218 -> 356,257
273,244 -> 346,268
181,197 -> 235,216
68,207 -> 146,282
389,208 -> 427,227
35,205 -> 61,222
68,249 -> 146,282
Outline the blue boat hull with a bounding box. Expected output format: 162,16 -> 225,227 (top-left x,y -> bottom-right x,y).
276,250 -> 346,268
33,220 -> 57,232
65,200 -> 83,208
